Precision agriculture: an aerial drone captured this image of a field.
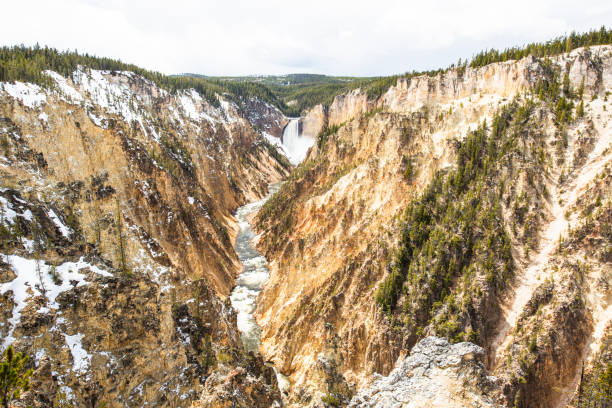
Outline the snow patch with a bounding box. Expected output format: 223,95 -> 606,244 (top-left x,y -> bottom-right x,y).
0,255 -> 112,348
47,209 -> 71,238
34,349 -> 46,366
219,97 -> 240,124
178,89 -> 219,130
64,333 -> 91,374
0,196 -> 32,224
44,70 -> 83,104
178,90 -> 201,121
72,68 -> 142,123
1,82 -> 47,108
262,131 -> 292,160
88,111 -> 107,128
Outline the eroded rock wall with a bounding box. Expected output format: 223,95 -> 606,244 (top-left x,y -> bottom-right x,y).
256,46 -> 612,407
0,69 -> 289,407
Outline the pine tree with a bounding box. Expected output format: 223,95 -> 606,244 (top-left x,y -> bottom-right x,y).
565,36 -> 573,53
0,204 -> 6,263
577,100 -> 585,118
562,72 -> 572,97
0,346 -> 33,408
115,200 -> 129,276
90,202 -> 102,247
403,157 -> 415,182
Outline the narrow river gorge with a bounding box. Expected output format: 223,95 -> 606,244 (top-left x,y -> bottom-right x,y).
229,183 -> 281,353
229,118 -> 315,397
229,117 -> 313,350
0,39 -> 610,408
229,183 -> 291,394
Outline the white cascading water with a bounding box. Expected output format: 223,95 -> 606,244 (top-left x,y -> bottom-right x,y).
229,182 -> 290,392
229,184 -> 280,353
228,118 -> 312,392
282,118 -> 314,165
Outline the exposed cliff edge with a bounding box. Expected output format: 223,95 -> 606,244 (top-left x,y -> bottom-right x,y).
348,337 -> 502,408
301,46 -> 609,137
255,45 -> 612,407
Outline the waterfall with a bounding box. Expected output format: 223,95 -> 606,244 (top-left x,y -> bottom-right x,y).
282,118 -> 314,165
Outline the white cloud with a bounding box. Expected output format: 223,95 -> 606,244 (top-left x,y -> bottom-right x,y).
2,0 -> 611,76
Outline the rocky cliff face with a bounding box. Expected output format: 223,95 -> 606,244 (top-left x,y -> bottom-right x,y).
300,104 -> 326,139
241,97 -> 288,139
348,337 -> 502,408
302,46 -> 609,138
255,45 -> 612,407
0,68 -> 289,407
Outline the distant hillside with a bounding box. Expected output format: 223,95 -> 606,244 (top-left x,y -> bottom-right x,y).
182,26 -> 612,117
180,73 -> 360,86
179,73 -> 373,116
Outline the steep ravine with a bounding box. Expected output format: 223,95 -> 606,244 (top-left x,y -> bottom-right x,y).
228,120 -> 315,399
230,183 -> 282,353
2,44 -> 612,408
490,114 -> 612,369
228,183 -> 293,399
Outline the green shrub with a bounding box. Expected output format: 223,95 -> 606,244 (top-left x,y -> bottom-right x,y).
317,123 -> 343,150
321,393 -> 341,407
0,346 -> 33,408
403,157 -> 414,182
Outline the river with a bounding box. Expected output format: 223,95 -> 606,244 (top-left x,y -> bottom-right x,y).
229,183 -> 281,353
229,183 -> 291,392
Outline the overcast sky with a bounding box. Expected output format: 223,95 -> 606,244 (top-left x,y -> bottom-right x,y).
2,0 -> 611,76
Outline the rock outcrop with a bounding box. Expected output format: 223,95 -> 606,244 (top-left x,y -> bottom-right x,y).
348,337 -> 502,408
300,104 -> 326,139
241,97 -> 288,139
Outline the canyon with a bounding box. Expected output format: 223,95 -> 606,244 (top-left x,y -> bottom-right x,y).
255,46 -> 612,407
0,42 -> 611,408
